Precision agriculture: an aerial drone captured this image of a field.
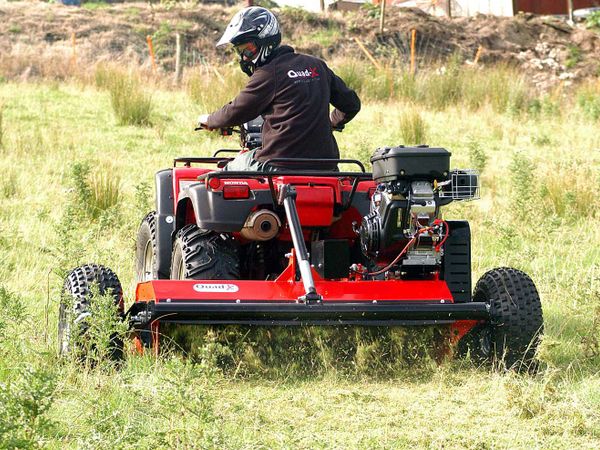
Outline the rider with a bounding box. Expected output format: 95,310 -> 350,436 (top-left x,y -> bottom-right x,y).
197,6 -> 361,171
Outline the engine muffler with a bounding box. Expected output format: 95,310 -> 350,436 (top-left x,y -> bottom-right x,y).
240,210 -> 281,241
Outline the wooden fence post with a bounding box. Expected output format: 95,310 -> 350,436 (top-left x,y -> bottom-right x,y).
174,33 -> 183,85
567,0 -> 574,23
473,45 -> 483,65
379,0 -> 386,34
354,37 -> 383,70
410,29 -> 417,76
70,32 -> 77,69
146,35 -> 157,74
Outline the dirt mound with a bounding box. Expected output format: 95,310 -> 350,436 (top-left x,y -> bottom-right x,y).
1,1 -> 599,88
362,8 -> 600,88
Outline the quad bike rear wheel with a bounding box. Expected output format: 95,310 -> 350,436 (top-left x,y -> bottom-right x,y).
59,264 -> 124,361
170,224 -> 240,280
135,212 -> 160,282
459,267 -> 543,371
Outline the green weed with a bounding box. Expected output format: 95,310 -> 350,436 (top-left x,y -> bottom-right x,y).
468,138 -> 487,173
0,366 -> 57,449
0,285 -> 27,341
8,24 -> 22,34
585,10 -> 600,29
566,45 -> 582,69
134,181 -> 152,212
577,82 -> 600,121
510,152 -> 535,217
82,1 -> 110,10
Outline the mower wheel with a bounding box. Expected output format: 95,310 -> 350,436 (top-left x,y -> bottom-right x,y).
135,212 -> 159,282
171,225 -> 240,280
461,267 -> 543,371
59,264 -> 124,361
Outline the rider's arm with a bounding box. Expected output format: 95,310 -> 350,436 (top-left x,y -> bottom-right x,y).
206,67 -> 276,129
328,68 -> 361,129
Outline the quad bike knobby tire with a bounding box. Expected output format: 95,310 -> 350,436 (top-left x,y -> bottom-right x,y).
170,224 -> 240,280
59,264 -> 124,361
459,267 -> 543,371
135,211 -> 161,282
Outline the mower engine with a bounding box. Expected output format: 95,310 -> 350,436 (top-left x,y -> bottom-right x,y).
359,145 -> 479,275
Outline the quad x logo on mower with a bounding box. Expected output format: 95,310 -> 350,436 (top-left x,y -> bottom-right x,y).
193,283 -> 240,293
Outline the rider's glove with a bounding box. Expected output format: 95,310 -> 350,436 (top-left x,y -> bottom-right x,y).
196,114 -> 211,130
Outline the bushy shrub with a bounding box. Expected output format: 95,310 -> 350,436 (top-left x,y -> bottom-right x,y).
95,65 -> 153,126
69,162 -> 121,220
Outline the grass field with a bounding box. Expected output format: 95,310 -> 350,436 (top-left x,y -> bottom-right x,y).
0,68 -> 599,448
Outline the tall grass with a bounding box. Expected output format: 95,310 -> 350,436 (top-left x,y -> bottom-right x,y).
0,105 -> 3,150
577,81 -> 600,121
1,80 -> 600,448
399,109 -> 427,145
95,65 -> 153,126
187,65 -> 246,112
331,59 -> 539,114
69,162 -> 121,220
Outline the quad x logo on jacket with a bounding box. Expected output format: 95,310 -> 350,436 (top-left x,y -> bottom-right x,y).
287,67 -> 319,79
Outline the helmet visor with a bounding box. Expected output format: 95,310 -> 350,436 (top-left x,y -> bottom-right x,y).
216,10 -> 245,47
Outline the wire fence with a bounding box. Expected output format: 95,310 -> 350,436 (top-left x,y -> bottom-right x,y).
2,26 -> 484,83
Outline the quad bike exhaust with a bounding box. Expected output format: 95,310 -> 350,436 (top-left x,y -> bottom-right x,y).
240,209 -> 281,241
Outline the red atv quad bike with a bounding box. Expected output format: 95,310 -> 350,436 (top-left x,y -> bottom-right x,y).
60,119 -> 543,369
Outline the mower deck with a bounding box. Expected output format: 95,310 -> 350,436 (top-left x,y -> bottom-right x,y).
129,278 -> 490,326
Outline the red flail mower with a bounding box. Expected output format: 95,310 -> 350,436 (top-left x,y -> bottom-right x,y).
60,120 -> 543,369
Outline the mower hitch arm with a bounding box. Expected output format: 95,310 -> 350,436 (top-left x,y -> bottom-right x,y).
278,184 -> 322,304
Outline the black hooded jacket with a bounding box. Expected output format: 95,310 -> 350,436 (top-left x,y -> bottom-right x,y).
206,46 -> 361,168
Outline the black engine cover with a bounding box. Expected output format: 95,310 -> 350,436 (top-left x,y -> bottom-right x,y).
371,145 -> 451,183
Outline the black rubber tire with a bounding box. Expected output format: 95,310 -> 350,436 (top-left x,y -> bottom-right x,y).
135,212 -> 161,282
59,264 -> 124,361
460,267 -> 543,371
170,225 -> 240,280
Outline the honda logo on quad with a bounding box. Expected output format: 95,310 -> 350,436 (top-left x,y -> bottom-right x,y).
193,283 -> 239,293
287,67 -> 319,79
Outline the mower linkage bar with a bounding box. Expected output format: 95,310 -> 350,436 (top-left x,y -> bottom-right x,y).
278,184 -> 321,303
